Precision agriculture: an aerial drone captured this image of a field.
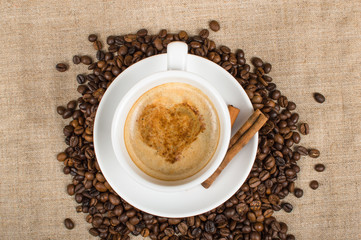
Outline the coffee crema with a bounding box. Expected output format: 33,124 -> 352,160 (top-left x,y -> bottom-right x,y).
124,82 -> 220,181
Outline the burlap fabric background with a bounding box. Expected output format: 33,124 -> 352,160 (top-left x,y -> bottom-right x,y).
0,0 -> 360,239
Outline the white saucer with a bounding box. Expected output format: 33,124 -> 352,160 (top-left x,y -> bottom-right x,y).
94,54 -> 257,218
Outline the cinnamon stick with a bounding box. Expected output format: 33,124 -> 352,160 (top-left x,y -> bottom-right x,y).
202,109 -> 268,189
228,109 -> 262,149
228,105 -> 240,127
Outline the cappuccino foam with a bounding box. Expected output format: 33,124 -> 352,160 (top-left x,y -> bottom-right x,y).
124,82 -> 220,181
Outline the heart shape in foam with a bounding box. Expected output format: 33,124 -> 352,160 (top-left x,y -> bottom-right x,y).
137,102 -> 205,163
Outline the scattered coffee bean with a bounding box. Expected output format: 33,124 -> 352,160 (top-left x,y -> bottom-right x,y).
199,29 -> 209,39
310,180 -> 319,190
252,57 -> 263,67
57,152 -> 67,162
80,56 -> 92,65
299,123 -> 309,135
294,188 -> 303,198
308,149 -> 320,158
314,92 -> 325,103
297,146 -> 309,155
89,228 -> 99,236
67,100 -> 77,110
287,101 -> 297,110
72,55 -> 81,64
209,20 -> 220,32
62,109 -> 73,119
263,63 -> 272,74
315,163 -> 325,172
64,218 -> 74,229
287,234 -> 296,240
88,34 -> 97,42
67,184 -> 75,195
56,106 -> 66,115
281,202 -> 293,213
76,74 -> 86,84
56,63 -> 68,72
93,40 -> 102,51
137,29 -> 148,37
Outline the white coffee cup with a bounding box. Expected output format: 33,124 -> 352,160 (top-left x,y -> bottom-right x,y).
111,42 -> 231,192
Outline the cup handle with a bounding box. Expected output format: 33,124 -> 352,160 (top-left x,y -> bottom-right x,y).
167,41 -> 188,71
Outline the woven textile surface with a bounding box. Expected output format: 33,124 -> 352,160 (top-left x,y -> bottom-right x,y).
0,0 -> 360,239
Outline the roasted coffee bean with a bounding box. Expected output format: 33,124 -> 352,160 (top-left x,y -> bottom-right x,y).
286,234 -> 296,240
67,184 -> 75,195
299,123 -> 309,135
69,136 -> 78,147
164,227 -> 175,236
297,146 -> 308,155
287,101 -> 296,110
81,56 -> 92,65
278,96 -> 288,108
109,193 -> 121,205
129,216 -> 140,225
76,74 -> 86,84
263,209 -> 274,218
209,20 -> 220,32
315,163 -> 325,172
57,152 -> 67,161
199,29 -> 209,39
72,110 -> 82,119
136,28 -> 147,37
57,106 -> 66,115
290,113 -> 299,124
64,218 -> 74,229
204,220 -> 216,234
88,34 -> 97,42
56,63 -> 68,72
310,180 -> 319,190
191,227 -> 202,238
242,225 -> 251,234
314,92 -> 325,103
263,63 -> 272,74
77,85 -> 88,94
292,132 -> 301,143
190,41 -> 201,48
140,228 -> 150,237
74,193 -> 82,203
271,220 -> 281,232
249,177 -> 261,188
281,202 -> 293,213
249,231 -> 261,240
96,50 -> 105,61
288,182 -> 295,193
294,188 -> 303,198
63,166 -> 70,174
165,218 -> 180,226
248,212 -> 257,222
270,90 -> 281,100
93,40 -> 102,50
254,222 -> 264,232
285,168 -> 296,178
67,100 -> 77,110
268,194 -> 280,206
73,55 -> 81,64
259,170 -> 270,181
252,57 -> 263,67
177,222 -> 188,235
309,149 -> 320,158
89,228 -> 99,236
95,182 -> 107,192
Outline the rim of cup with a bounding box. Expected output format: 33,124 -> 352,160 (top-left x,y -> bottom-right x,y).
111,70 -> 231,192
